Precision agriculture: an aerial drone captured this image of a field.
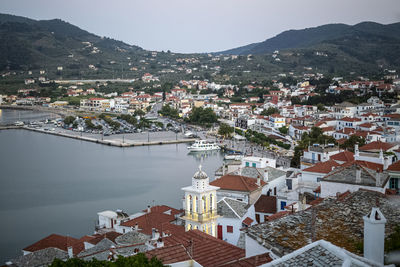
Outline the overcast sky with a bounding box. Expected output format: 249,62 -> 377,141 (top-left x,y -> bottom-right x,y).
1,0 -> 400,53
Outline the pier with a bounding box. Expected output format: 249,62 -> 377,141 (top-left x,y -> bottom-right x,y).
0,126 -> 196,147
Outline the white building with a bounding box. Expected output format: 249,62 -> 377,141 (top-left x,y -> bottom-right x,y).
241,156 -> 276,169
216,197 -> 255,246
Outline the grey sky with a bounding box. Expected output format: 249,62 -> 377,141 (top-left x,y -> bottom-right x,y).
1,0 -> 399,53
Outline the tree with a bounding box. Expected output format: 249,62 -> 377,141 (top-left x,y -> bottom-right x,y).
134,109 -> 145,117
50,253 -> 165,266
278,126 -> 288,135
260,107 -> 279,116
218,123 -> 234,138
64,116 -> 75,125
317,103 -> 326,111
188,107 -> 218,125
340,135 -> 366,151
158,104 -> 179,119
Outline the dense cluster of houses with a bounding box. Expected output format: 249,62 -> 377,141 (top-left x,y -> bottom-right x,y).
2,76 -> 400,266
8,148 -> 400,266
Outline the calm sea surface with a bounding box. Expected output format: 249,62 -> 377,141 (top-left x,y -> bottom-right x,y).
0,111 -> 223,263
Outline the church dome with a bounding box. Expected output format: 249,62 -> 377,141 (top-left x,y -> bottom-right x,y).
193,165 -> 208,180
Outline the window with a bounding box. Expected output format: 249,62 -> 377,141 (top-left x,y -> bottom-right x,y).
227,225 -> 233,233
252,163 -> 256,167
264,215 -> 269,222
286,179 -> 292,190
280,201 -> 287,210
255,214 -> 260,223
317,177 -> 322,182
246,162 -> 250,167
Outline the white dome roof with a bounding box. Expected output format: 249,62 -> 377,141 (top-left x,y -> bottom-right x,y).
193,165 -> 208,180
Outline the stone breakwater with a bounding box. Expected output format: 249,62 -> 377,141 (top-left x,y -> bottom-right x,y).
0,126 -> 196,147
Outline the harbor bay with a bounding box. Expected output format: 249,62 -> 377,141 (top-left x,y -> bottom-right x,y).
0,129 -> 223,262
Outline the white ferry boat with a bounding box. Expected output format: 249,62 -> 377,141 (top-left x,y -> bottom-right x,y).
187,140 -> 220,152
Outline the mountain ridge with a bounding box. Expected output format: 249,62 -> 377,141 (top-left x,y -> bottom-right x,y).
218,21 -> 400,55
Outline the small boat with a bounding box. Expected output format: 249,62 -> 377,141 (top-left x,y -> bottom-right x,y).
14,121 -> 24,126
224,154 -> 244,160
187,140 -> 220,152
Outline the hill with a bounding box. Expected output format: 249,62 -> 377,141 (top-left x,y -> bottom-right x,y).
219,22 -> 400,55
0,13 -> 143,71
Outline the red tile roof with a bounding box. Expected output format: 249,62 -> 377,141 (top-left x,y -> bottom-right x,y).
254,195 -> 277,214
302,160 -> 340,174
121,205 -> 184,236
242,217 -> 254,226
387,160 -> 400,172
266,211 -> 290,221
340,160 -> 384,172
87,232 -> 122,245
359,141 -> 396,152
146,244 -> 191,264
159,230 -> 245,267
340,117 -> 361,122
23,234 -> 79,253
358,122 -> 374,128
210,175 -> 265,192
330,151 -> 354,163
217,252 -> 272,266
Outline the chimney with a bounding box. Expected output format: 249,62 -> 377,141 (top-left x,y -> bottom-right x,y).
157,238 -> 164,248
135,222 -> 139,231
379,149 -> 384,159
257,176 -> 261,186
147,205 -> 151,213
354,144 -> 359,157
383,157 -> 389,170
375,169 -> 382,187
363,208 -> 386,264
264,170 -> 269,182
67,246 -> 73,258
152,229 -> 160,240
356,167 -> 361,183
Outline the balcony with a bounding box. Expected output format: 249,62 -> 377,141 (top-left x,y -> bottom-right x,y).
300,157 -> 319,165
183,209 -> 218,222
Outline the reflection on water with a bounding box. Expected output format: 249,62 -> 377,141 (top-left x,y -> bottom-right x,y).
187,150 -> 223,162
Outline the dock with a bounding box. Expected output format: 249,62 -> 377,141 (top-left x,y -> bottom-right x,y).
0,126 -> 196,147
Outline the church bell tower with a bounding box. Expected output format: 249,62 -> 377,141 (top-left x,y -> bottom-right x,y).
181,165 -> 220,237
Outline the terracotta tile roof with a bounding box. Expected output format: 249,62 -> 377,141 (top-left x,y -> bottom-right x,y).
321,126 -> 335,132
330,150 -> 354,163
340,117 -> 361,122
210,175 -> 265,192
121,206 -> 184,236
160,230 -> 245,267
302,160 -> 340,174
217,252 -> 272,266
358,122 -> 374,128
141,205 -> 183,216
265,211 -> 290,221
242,217 -> 254,226
387,160 -> 400,172
23,234 -> 79,253
146,244 -> 191,264
254,195 -> 277,214
87,232 -> 122,245
359,140 -> 396,152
